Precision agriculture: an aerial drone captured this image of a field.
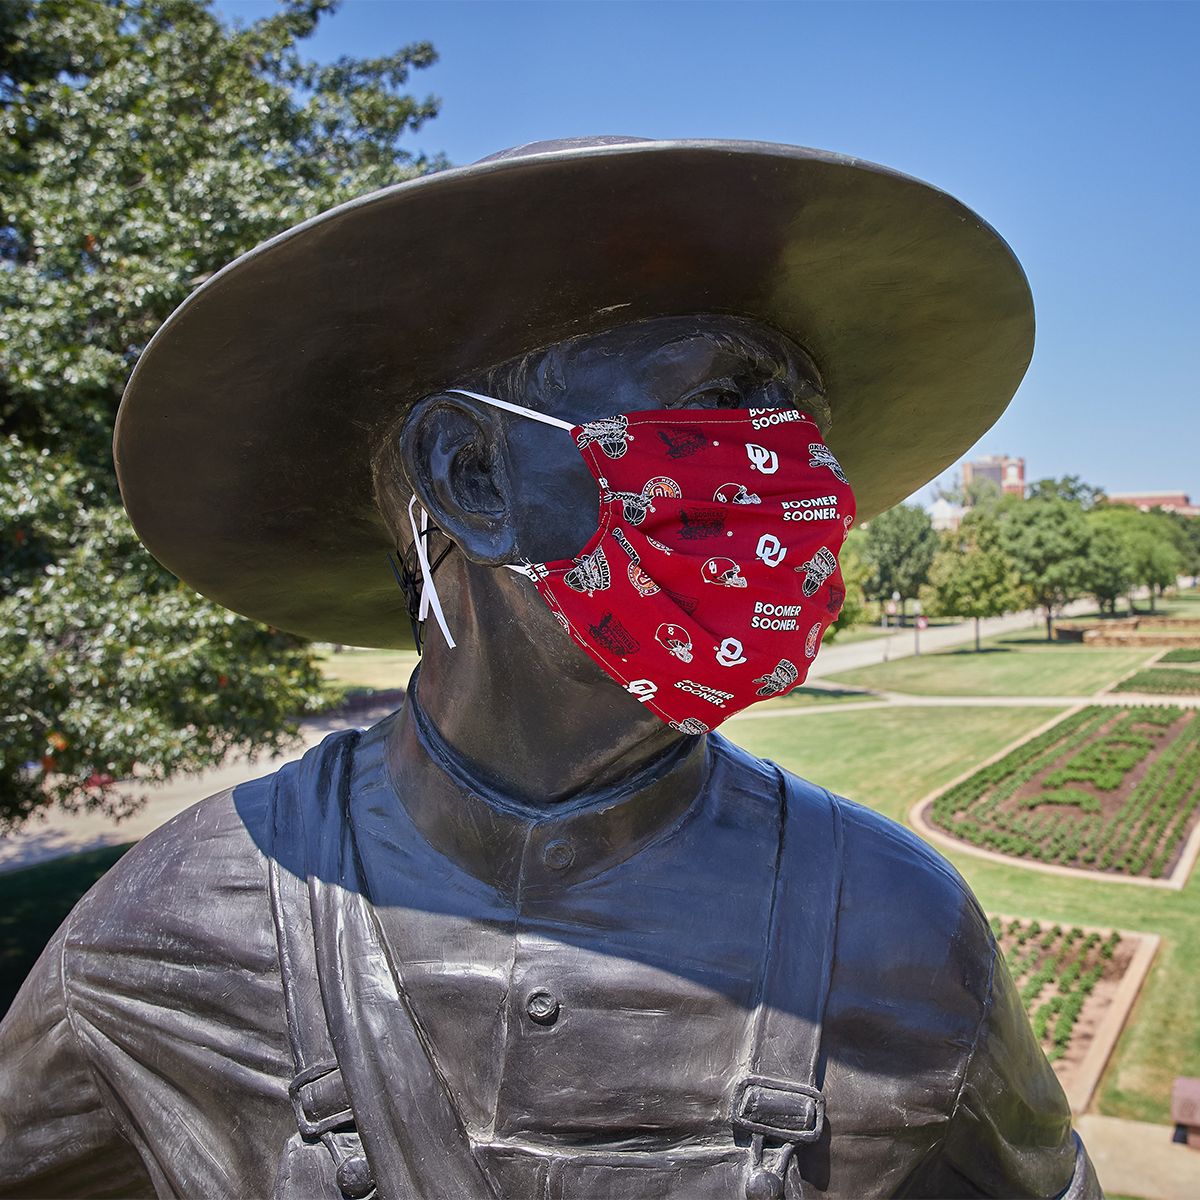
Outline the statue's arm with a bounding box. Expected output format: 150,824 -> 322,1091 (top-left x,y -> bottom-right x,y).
0,923 -> 154,1199
932,940 -> 1102,1199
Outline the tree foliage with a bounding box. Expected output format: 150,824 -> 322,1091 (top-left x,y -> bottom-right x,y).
921,510 -> 1029,649
0,0 -> 441,826
1085,503 -> 1181,613
998,481 -> 1092,639
862,502 -> 937,619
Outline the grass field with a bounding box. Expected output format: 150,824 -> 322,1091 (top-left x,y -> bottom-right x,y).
314,646 -> 420,692
723,703 -> 1200,1125
0,844 -> 132,1016
824,635 -> 1149,697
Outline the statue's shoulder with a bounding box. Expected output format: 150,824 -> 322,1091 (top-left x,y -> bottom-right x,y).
62,769 -> 284,1009
778,769 -> 996,1021
706,736 -> 989,961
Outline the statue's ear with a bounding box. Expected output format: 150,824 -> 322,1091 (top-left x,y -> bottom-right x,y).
398,392 -> 518,566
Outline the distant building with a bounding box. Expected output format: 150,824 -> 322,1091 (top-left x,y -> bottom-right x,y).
1107,491 -> 1200,517
963,454 -> 1025,496
929,498 -> 966,532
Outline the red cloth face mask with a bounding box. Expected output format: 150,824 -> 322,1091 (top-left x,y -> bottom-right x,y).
423,392 -> 856,732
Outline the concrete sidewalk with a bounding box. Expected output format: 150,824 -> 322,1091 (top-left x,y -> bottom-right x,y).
806,600 -> 1094,680
1075,1114 -> 1200,1200
0,702 -> 402,874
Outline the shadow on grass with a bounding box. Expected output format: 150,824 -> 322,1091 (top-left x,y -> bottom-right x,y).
0,844 -> 133,1020
945,647 -> 1017,656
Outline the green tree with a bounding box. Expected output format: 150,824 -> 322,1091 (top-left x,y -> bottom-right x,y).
0,0 -> 441,826
1097,505 -> 1182,613
1081,507 -> 1135,616
1156,509 -> 1200,578
863,502 -> 937,622
997,483 -> 1092,640
920,510 -> 1029,650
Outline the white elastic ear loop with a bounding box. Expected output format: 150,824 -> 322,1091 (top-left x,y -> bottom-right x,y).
417,507 -> 430,622
446,388 -> 575,431
407,495 -> 456,650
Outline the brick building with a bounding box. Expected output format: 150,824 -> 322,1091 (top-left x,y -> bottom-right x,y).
963,454 -> 1025,496
1107,491 -> 1200,517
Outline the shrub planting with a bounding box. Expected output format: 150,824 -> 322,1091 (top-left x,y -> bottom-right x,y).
992,918 -> 1121,1061
1161,649 -> 1200,664
931,706 -> 1200,877
1113,668 -> 1200,695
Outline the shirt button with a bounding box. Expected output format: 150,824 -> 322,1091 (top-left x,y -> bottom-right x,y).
525,989 -> 560,1025
543,839 -> 575,870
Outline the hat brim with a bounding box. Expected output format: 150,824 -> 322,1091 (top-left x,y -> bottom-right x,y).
114,139 -> 1033,648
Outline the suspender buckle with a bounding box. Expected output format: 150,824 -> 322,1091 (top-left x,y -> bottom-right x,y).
732,1075 -> 826,1145
289,1061 -> 356,1137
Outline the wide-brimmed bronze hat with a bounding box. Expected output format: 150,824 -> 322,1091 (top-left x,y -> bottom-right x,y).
114,136 -> 1033,649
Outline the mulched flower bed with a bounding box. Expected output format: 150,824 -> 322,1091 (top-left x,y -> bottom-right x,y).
931,705 -> 1200,877
1113,666 -> 1200,695
990,917 -> 1128,1065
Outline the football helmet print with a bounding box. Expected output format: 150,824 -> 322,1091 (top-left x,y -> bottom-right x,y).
701,557 -> 747,588
712,482 -> 762,505
655,622 -> 694,663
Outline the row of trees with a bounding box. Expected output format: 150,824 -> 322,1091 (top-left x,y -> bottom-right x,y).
1,0 -> 443,825
834,478 -> 1198,648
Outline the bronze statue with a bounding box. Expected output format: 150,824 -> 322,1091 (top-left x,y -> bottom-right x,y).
0,138 -> 1100,1198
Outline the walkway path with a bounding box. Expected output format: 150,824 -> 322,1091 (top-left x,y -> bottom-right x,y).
1075,1114 -> 1200,1200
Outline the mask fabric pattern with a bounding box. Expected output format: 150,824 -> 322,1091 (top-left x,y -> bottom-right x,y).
518,407 -> 856,732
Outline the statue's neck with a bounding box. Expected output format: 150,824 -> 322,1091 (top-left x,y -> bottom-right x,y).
400,559 -> 687,808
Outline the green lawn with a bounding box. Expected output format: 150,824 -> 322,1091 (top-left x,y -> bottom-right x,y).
824,642 -> 1150,697
724,706 -> 1062,826
0,844 -> 133,1017
314,646 -> 420,692
723,704 -> 1200,1125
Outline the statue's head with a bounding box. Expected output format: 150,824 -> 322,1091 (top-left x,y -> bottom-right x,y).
371,313 -> 828,571
114,137 -> 1034,651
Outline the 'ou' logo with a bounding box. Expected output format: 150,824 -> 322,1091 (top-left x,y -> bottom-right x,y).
797,546 -> 837,597
625,679 -> 658,703
756,534 -> 787,568
715,637 -> 747,667
755,658 -> 799,697
746,443 -> 779,474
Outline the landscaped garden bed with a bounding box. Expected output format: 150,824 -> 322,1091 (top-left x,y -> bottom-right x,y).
990,915 -> 1154,1112
929,705 -> 1200,878
1161,648 -> 1200,664
1113,666 -> 1200,695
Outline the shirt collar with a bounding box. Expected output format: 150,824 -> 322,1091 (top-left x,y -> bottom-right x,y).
381,691 -> 710,898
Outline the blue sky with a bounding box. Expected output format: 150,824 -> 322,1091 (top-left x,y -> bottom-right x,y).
217,1 -> 1200,504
